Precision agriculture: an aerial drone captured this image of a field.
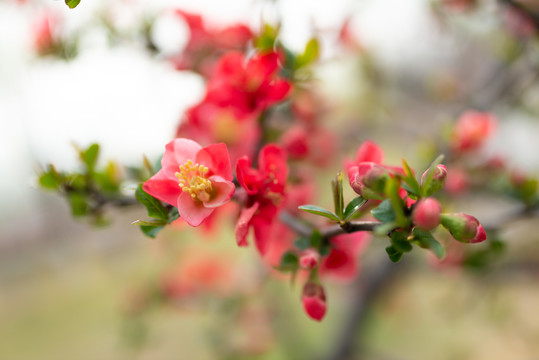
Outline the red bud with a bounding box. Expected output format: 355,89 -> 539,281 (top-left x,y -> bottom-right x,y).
302,283 -> 327,321
412,198 -> 442,230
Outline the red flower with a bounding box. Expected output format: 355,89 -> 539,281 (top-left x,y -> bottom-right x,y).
205,51 -> 291,117
320,231 -> 371,281
235,144 -> 288,255
143,138 -> 235,227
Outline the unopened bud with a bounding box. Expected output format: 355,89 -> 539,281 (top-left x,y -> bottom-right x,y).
421,164 -> 447,196
299,249 -> 320,269
440,213 -> 487,243
301,283 -> 327,322
348,162 -> 387,199
412,198 -> 442,230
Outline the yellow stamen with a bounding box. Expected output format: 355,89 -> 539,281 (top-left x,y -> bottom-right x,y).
175,159 -> 213,202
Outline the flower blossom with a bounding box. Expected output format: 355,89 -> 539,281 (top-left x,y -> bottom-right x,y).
143,138 -> 235,227
235,144 -> 288,255
451,111 -> 496,153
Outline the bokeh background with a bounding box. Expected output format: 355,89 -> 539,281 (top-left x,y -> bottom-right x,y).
1,0 -> 539,359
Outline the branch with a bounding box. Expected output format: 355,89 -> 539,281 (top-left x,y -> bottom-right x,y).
279,211 -> 382,239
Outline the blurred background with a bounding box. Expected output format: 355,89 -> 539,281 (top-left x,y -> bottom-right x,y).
1,0 -> 539,359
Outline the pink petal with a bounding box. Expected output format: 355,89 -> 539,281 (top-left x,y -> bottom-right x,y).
162,138 -> 202,180
355,140 -> 384,164
204,175 -> 235,208
235,202 -> 259,247
196,143 -> 233,180
142,169 -> 181,206
177,191 -> 214,227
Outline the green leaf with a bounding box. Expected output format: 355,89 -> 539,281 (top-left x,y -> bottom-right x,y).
132,219 -> 167,227
331,172 -> 345,219
39,170 -> 60,190
421,154 -> 444,197
294,237 -> 311,250
371,199 -> 396,222
140,224 -> 164,238
67,193 -> 87,217
385,177 -> 408,227
390,231 -> 412,252
135,184 -> 169,220
295,38 -> 320,68
412,228 -> 445,259
298,205 -> 340,222
385,246 -> 403,262
277,251 -> 299,272
82,143 -> 99,171
401,158 -> 421,196
374,221 -> 397,236
65,0 -> 81,9
343,196 -> 367,221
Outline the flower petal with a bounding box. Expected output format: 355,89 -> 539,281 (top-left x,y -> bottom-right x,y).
162,138 -> 202,180
235,202 -> 259,247
143,169 -> 181,206
177,191 -> 214,227
196,143 -> 233,180
258,144 -> 288,185
205,175 -> 235,208
235,156 -> 261,195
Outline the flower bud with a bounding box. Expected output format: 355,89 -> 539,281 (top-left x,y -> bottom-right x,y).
348,162 -> 388,199
421,164 -> 447,196
412,198 -> 442,230
440,213 -> 487,243
301,283 -> 327,321
299,249 -> 320,269
451,111 -> 496,153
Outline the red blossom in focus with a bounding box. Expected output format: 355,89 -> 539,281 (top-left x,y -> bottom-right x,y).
302,283 -> 327,321
143,138 -> 235,227
235,144 -> 288,255
451,111 -> 496,153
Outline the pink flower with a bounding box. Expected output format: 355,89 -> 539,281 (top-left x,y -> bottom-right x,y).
143,138 -> 235,227
302,283 -> 327,322
451,111 -> 496,153
235,144 -> 288,255
299,249 -> 320,269
412,198 -> 442,230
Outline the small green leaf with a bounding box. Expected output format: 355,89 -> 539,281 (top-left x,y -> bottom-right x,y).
65,0 -> 81,9
67,192 -> 87,217
135,184 -> 169,220
140,224 -> 164,238
421,154 -> 444,197
412,228 -> 445,259
385,177 -> 408,227
295,38 -> 320,68
331,172 -> 345,219
298,205 -> 340,222
82,143 -> 99,171
294,237 -> 311,250
390,231 -> 412,252
343,196 -> 367,221
278,251 -> 299,272
401,158 -> 421,196
385,246 -> 403,262
132,219 -> 167,227
374,221 -> 398,236
39,170 -> 60,190
371,199 -> 396,222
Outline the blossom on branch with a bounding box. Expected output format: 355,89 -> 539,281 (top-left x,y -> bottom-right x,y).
143,138 -> 235,227
235,144 -> 288,255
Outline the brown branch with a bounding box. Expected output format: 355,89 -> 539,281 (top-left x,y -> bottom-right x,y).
279,211 -> 382,239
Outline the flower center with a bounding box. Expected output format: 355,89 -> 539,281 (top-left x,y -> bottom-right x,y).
175,159 -> 213,202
